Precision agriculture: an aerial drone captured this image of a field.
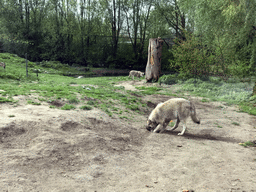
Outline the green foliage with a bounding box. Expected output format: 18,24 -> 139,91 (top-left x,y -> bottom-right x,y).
169,31 -> 214,79
161,47 -> 175,71
228,60 -> 252,79
87,100 -> 96,105
178,0 -> 256,79
68,97 -> 80,104
159,74 -> 178,85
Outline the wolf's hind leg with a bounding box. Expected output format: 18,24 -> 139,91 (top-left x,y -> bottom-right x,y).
177,120 -> 187,136
170,118 -> 180,131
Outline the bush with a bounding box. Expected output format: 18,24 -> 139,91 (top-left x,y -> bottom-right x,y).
169,31 -> 214,79
159,74 -> 178,85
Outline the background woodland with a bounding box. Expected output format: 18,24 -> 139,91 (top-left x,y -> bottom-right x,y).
0,0 -> 255,79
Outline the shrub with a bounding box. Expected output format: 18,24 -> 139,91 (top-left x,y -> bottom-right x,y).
169,31 -> 214,79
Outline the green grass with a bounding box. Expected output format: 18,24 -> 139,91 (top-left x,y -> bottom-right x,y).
0,97 -> 13,103
61,104 -> 76,110
87,100 -> 95,105
80,105 -> 92,110
214,122 -> 223,128
135,86 -> 163,95
27,100 -> 41,105
0,52 -> 256,118
67,96 -> 80,104
239,141 -> 255,147
231,122 -> 240,126
201,98 -> 210,102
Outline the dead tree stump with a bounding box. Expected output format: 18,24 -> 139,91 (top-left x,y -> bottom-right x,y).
145,37 -> 164,82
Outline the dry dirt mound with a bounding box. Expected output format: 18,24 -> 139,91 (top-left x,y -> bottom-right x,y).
0,81 -> 256,191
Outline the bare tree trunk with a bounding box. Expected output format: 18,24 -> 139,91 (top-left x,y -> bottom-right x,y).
145,37 -> 164,82
253,82 -> 256,96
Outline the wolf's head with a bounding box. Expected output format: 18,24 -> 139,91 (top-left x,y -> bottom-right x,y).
146,119 -> 157,131
140,72 -> 145,77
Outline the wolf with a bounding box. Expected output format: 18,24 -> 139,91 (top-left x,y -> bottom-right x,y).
146,98 -> 200,136
129,70 -> 144,80
0,62 -> 6,70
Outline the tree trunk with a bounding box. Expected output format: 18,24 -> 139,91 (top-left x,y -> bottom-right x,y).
145,37 -> 164,82
253,82 -> 256,96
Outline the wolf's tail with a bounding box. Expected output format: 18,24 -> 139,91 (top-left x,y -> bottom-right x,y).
190,103 -> 200,124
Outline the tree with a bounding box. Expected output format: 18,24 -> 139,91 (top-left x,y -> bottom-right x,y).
123,0 -> 153,62
154,0 -> 187,40
100,0 -> 124,59
145,37 -> 164,82
178,0 -> 256,77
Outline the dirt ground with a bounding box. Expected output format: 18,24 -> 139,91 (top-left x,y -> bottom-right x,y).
0,80 -> 256,192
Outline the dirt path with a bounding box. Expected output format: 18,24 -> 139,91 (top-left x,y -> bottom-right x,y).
0,81 -> 256,192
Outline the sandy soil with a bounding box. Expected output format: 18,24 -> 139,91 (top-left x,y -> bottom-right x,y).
0,80 -> 256,192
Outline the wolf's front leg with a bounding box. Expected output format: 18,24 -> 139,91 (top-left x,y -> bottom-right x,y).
153,124 -> 163,133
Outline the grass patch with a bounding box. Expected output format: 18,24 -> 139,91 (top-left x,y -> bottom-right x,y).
201,98 -> 210,102
61,104 -> 76,110
0,52 -> 256,119
0,97 -> 13,103
27,100 -> 41,105
68,96 -> 80,104
214,122 -> 223,128
238,102 -> 256,116
119,116 -> 129,119
159,74 -> 179,85
135,86 -> 163,95
87,100 -> 96,105
239,141 -> 256,147
80,105 -> 92,110
126,104 -> 139,111
231,122 -> 240,126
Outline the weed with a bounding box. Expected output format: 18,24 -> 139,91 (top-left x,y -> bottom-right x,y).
68,97 -> 80,104
201,98 -> 209,102
232,122 -> 240,126
120,116 -> 129,119
214,122 -> 223,128
87,100 -> 95,105
61,104 -> 76,110
239,141 -> 255,147
0,97 -> 13,103
80,105 -> 92,110
27,100 -> 41,105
